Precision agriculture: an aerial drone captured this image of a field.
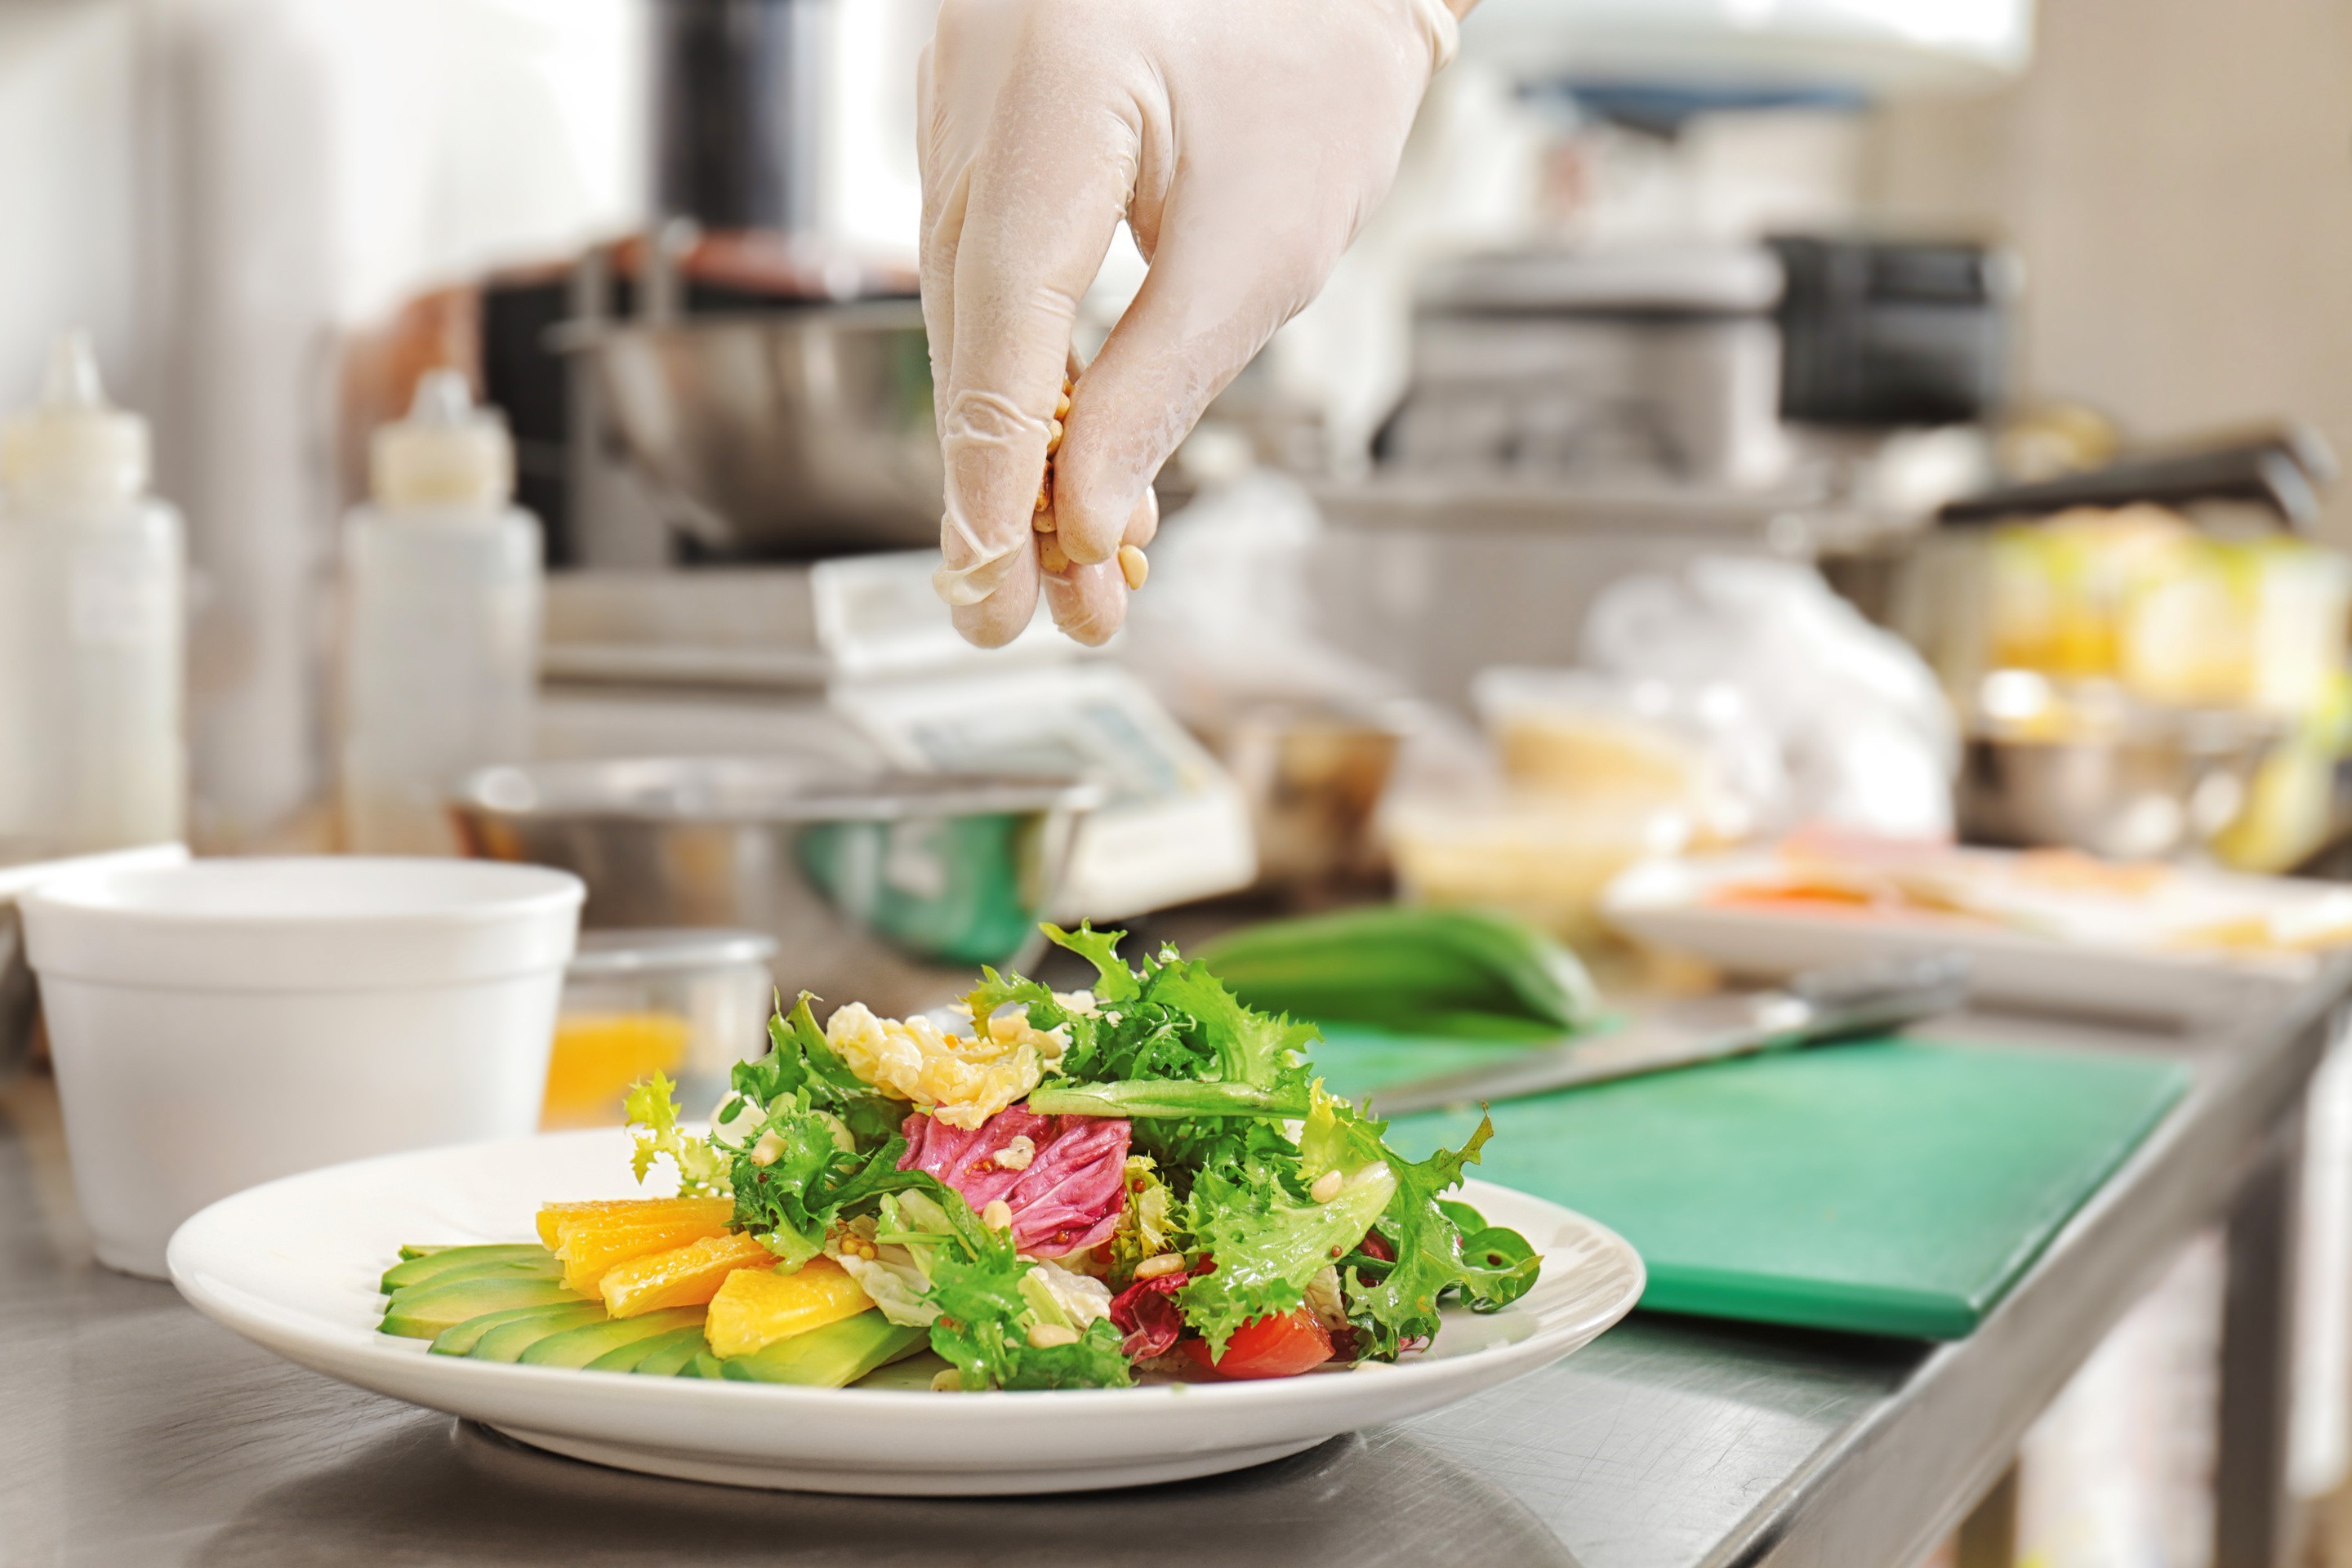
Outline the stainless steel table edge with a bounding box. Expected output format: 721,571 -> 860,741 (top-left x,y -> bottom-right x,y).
1706,962 -> 2350,1568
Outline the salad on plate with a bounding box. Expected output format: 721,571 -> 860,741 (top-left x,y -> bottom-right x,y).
376,924 -> 1541,1391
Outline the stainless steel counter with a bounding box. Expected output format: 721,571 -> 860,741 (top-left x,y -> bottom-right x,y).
3,967 -> 2342,1568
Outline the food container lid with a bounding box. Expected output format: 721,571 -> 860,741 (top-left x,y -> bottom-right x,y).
567,928 -> 777,979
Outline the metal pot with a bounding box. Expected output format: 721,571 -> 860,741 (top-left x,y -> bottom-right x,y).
561,301 -> 942,560
450,759 -> 1097,1018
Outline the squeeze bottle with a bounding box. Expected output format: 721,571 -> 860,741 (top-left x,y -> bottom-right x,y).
0,333 -> 185,858
339,370 -> 542,853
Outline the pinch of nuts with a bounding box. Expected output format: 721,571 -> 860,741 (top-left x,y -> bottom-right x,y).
1027,1322 -> 1080,1348
1309,1169 -> 1344,1204
1118,545 -> 1149,591
994,1135 -> 1036,1172
1133,1252 -> 1187,1281
982,1199 -> 1015,1232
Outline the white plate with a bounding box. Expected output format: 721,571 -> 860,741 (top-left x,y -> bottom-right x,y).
167,1128 -> 1644,1495
1604,848 -> 2327,1022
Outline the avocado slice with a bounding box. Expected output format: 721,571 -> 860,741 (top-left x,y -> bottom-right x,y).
380,1245 -> 555,1294
399,1243 -> 451,1261
470,1302 -> 608,1361
380,1276 -> 583,1339
589,1324 -> 708,1374
522,1307 -> 707,1370
383,1256 -> 559,1296
430,1303 -> 587,1356
719,1310 -> 927,1387
680,1351 -> 724,1379
630,1329 -> 711,1378
851,1350 -> 955,1391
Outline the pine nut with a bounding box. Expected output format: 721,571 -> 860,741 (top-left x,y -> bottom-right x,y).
750,1130 -> 786,1168
994,1135 -> 1037,1172
1118,545 -> 1149,591
929,1367 -> 963,1392
1033,507 -> 1056,534
1045,417 -> 1064,456
1309,1169 -> 1344,1204
1039,540 -> 1071,575
1027,1321 -> 1080,1348
1133,1252 -> 1186,1281
982,1198 -> 1015,1232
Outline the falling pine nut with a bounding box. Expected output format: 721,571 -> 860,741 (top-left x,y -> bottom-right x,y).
1117,545 -> 1150,592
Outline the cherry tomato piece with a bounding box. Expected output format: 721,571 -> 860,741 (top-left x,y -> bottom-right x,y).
1179,1310 -> 1334,1379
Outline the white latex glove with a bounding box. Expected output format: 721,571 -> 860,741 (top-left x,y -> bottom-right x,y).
920,0 -> 1464,647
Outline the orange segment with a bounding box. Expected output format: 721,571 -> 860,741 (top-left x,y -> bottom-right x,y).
599,1232 -> 779,1318
539,1198 -> 737,1298
536,1197 -> 733,1250
705,1256 -> 873,1359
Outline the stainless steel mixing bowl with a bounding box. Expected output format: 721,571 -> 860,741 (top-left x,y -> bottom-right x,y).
451,759 -> 1098,1018
566,301 -> 943,559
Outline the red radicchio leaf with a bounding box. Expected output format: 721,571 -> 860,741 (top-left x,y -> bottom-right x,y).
897,1106 -> 1131,1257
1109,1257 -> 1213,1360
1358,1228 -> 1396,1263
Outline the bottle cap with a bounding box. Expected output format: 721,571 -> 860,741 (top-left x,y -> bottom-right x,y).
2,332 -> 149,509
370,369 -> 514,510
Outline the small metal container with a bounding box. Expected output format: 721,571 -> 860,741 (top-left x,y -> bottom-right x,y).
451,758 -> 1097,1018
1955,676 -> 2278,862
546,929 -> 777,1129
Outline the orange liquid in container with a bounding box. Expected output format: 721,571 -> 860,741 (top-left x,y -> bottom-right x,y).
540,1012 -> 691,1129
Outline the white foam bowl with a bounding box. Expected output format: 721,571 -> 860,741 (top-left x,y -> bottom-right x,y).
24,857 -> 584,1277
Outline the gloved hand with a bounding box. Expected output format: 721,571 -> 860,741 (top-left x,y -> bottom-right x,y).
920,0 -> 1465,647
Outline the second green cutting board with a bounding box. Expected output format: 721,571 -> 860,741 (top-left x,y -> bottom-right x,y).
1314,1031 -> 2190,1339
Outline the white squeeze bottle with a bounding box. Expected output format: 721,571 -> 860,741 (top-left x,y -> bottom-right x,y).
339,370 -> 542,854
0,332 -> 185,858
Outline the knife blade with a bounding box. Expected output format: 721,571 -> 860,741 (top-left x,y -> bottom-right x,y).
1363,951 -> 1974,1117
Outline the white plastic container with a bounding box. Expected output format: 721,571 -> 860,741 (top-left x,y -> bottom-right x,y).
22,857 -> 583,1278
339,371 -> 543,854
0,333 -> 185,861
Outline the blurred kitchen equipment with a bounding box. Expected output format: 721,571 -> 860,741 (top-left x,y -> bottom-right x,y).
1769,237 -> 2011,430
0,843 -> 189,1085
0,334 -> 187,862
653,0 -> 829,235
451,757 -> 1098,1018
1368,951 -> 1972,1116
339,372 -> 544,854
22,856 -> 582,1277
1210,700 -> 1404,898
1955,674 -> 2281,862
554,296 -> 941,560
544,927 -> 777,1129
1381,245 -> 1791,488
1937,425 -> 2337,532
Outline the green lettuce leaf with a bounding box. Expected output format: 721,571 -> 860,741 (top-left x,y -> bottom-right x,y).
1343,1115 -> 1541,1357
1174,1087 -> 1396,1356
621,1072 -> 730,1196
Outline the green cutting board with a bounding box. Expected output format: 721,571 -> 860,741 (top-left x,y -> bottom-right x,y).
1312,1029 -> 2190,1339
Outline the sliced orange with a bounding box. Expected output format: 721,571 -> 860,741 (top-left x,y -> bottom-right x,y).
539,1198 -> 736,1298
705,1256 -> 873,1359
599,1231 -> 779,1319
536,1197 -> 733,1250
